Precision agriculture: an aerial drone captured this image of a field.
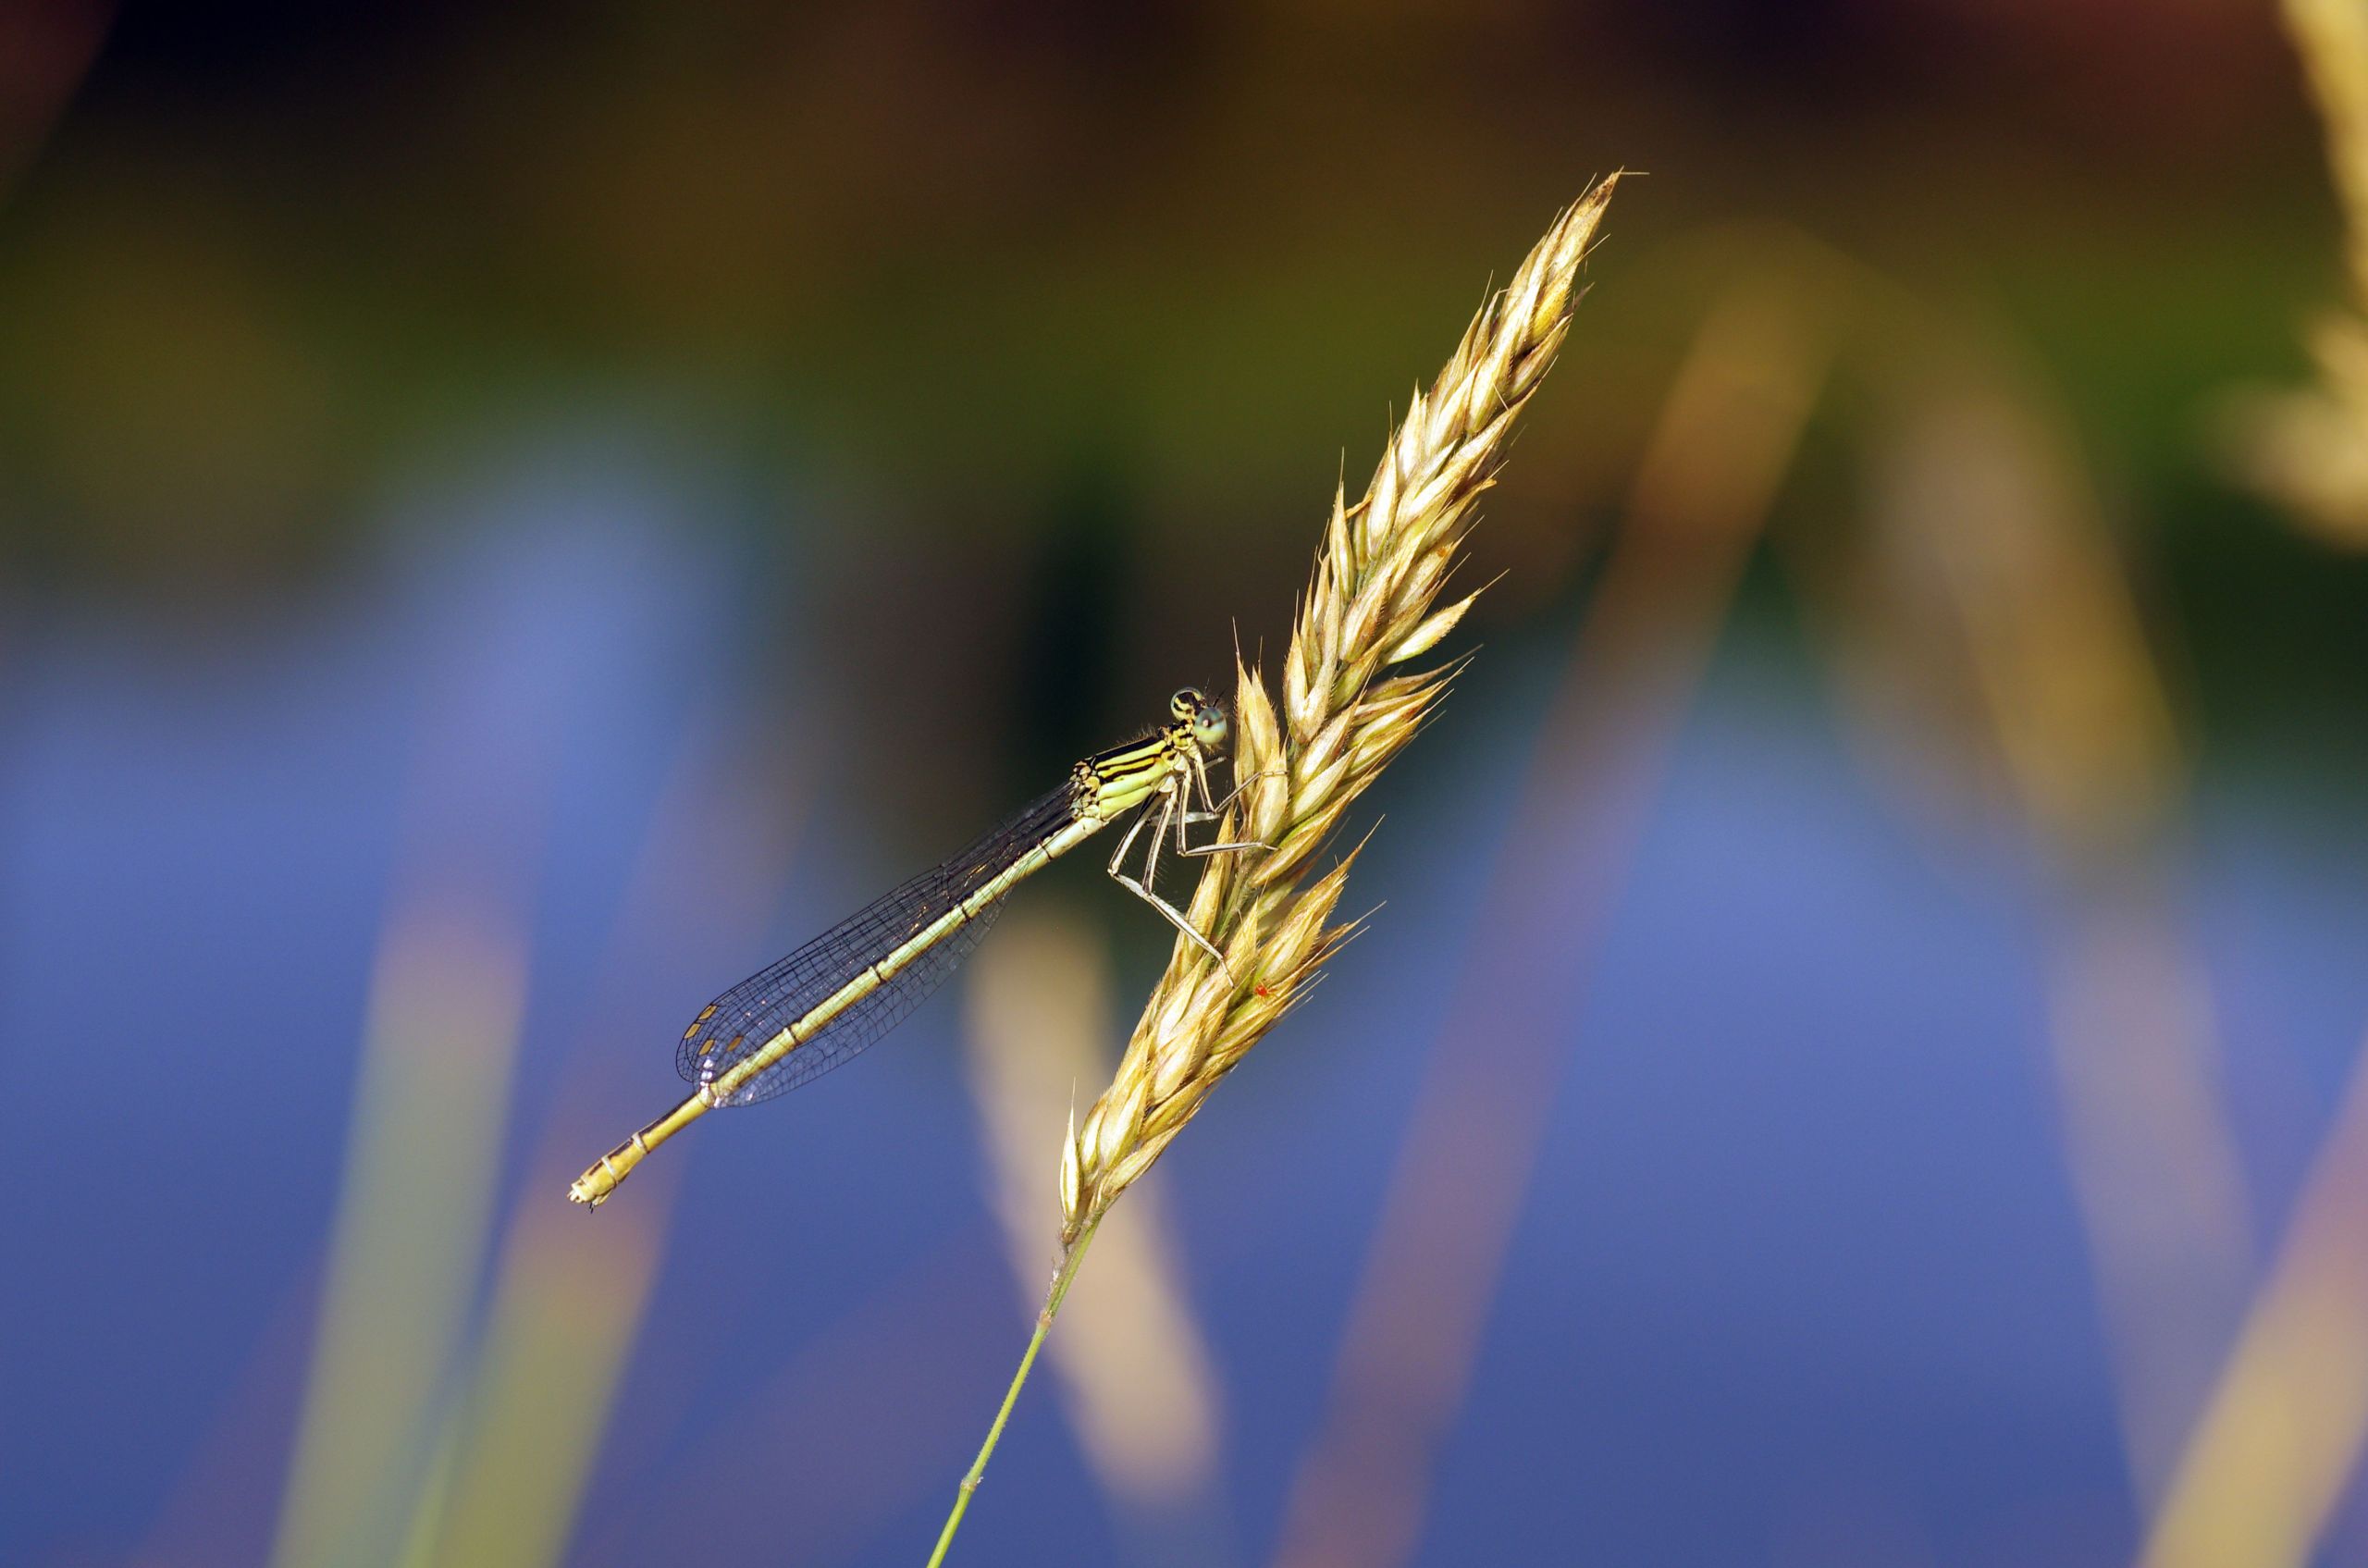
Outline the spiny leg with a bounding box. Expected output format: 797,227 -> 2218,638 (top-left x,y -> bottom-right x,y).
1105,796 -> 1153,878
1194,752 -> 1282,817
1180,835 -> 1267,859
1118,786 -> 1184,907
1109,785 -> 1239,982
1181,751 -> 1276,856
1178,797 -> 1268,858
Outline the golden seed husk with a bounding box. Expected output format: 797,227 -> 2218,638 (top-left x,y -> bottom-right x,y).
1059,177 -> 1621,1247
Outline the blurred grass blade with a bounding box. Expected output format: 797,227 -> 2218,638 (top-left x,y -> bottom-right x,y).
1856,376 -> 2251,1501
267,901 -> 533,1568
2217,1 -> 2368,543
417,1186 -> 672,1568
2142,1022 -> 2368,1568
2286,0 -> 2368,308
414,713 -> 801,1568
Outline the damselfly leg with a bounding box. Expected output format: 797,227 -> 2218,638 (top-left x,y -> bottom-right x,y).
1107,775 -> 1265,983
1197,753 -> 1282,820
1178,755 -> 1276,859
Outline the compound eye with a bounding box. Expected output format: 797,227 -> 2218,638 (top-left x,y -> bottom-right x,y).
1170,686 -> 1204,721
1193,700 -> 1230,753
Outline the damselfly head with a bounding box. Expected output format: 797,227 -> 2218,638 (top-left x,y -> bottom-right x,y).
1171,686 -> 1229,755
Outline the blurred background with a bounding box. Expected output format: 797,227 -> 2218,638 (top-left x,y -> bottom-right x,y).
5,3 -> 2367,1565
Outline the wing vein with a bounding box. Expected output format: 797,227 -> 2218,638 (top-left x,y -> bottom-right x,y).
674,781 -> 1082,1105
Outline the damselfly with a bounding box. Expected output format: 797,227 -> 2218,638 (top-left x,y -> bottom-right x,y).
569,687 -> 1263,1207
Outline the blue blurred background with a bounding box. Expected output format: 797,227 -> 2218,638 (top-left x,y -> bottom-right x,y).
6,4 -> 2368,1566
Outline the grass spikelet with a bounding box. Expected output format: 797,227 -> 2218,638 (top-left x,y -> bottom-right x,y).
1059,173 -> 1621,1247
926,179 -> 1619,1568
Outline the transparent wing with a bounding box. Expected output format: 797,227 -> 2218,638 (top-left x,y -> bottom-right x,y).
675,783 -> 1080,1106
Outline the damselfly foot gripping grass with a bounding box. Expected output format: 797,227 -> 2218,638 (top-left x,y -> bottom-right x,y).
569,686 -> 1262,1207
